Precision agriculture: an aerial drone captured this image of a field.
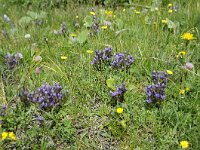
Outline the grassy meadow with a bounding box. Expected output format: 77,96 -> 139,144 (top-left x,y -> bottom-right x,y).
0,0 -> 200,149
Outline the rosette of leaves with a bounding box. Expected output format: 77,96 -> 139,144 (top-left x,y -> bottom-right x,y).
19,11 -> 47,26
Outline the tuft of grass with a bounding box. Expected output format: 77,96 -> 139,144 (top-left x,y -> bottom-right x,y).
0,0 -> 199,149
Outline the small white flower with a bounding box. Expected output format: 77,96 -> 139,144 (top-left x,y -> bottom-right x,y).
15,53 -> 23,59
25,34 -> 31,39
104,20 -> 112,26
53,30 -> 58,35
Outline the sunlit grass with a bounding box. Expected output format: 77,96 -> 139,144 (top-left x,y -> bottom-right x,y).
0,0 -> 199,149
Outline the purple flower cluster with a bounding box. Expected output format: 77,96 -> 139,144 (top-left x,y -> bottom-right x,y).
0,104 -> 6,125
53,22 -> 68,36
0,104 -> 6,116
28,83 -> 64,109
35,115 -> 44,126
5,53 -> 23,69
145,71 -> 168,104
92,47 -> 135,71
110,83 -> 127,102
111,53 -> 135,70
92,16 -> 100,34
92,47 -> 113,70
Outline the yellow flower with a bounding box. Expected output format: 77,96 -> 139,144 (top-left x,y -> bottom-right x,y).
167,70 -> 173,75
180,140 -> 189,149
101,26 -> 108,30
178,51 -> 186,56
1,132 -> 8,140
61,56 -> 67,60
105,11 -> 113,16
8,132 -> 16,140
168,9 -> 173,13
185,87 -> 190,92
116,108 -> 123,114
135,11 -> 141,14
162,19 -> 167,24
181,33 -> 195,40
177,51 -> 186,58
86,50 -> 93,54
179,90 -> 185,95
76,16 -> 79,19
168,3 -> 172,7
90,11 -> 95,16
70,33 -> 77,37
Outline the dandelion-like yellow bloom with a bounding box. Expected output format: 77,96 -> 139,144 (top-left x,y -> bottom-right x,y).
177,51 -> 186,58
178,51 -> 186,56
167,70 -> 173,75
181,33 -> 195,40
8,132 -> 16,140
105,11 -> 113,16
61,56 -> 67,60
168,3 -> 172,7
90,11 -> 95,16
101,26 -> 108,30
168,9 -> 173,13
162,19 -> 167,24
180,140 -> 189,149
70,33 -> 77,37
116,108 -> 123,114
135,11 -> 141,14
185,88 -> 190,92
1,132 -> 8,140
76,16 -> 79,19
179,90 -> 185,95
86,50 -> 93,54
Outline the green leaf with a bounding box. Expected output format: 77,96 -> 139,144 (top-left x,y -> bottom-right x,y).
166,18 -> 176,29
115,19 -> 124,29
83,16 -> 94,27
106,78 -> 116,90
115,29 -> 128,35
9,28 -> 17,36
99,9 -> 106,24
77,30 -> 89,44
27,11 -> 38,19
38,11 -> 47,19
19,16 -> 32,26
27,11 -> 46,20
145,16 -> 151,24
